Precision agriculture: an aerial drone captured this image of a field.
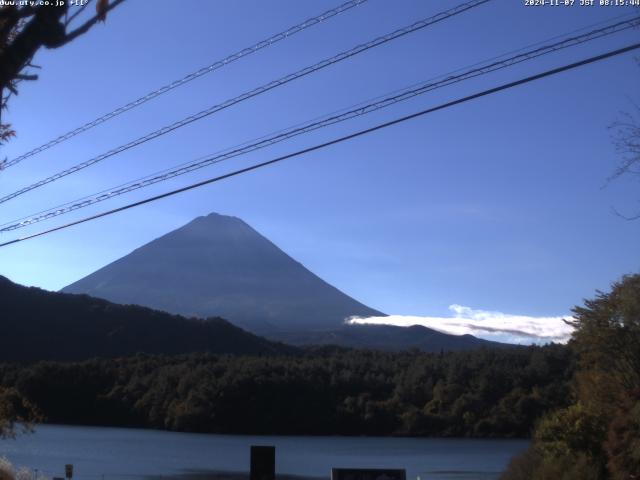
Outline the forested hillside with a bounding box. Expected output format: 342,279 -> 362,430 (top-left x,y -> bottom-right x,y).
0,345 -> 572,437
0,275 -> 291,361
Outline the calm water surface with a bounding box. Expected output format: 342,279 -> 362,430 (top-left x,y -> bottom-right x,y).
0,425 -> 528,480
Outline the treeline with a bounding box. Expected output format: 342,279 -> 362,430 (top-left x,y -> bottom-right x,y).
0,345 -> 572,438
502,274 -> 640,480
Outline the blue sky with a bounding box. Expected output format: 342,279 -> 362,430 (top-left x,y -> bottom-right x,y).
0,0 -> 639,331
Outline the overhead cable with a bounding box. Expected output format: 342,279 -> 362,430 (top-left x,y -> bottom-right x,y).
0,0 -> 369,170
2,41 -> 638,248
0,0 -> 491,205
2,15 -> 638,233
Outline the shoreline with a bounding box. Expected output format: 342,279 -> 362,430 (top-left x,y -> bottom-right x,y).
29,422 -> 532,441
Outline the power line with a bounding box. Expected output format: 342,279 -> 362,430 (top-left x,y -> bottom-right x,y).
0,0 -> 491,205
2,15 -> 637,233
0,0 -> 369,170
2,41 -> 638,249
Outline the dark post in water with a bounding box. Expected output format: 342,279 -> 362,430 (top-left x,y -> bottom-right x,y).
250,445 -> 275,480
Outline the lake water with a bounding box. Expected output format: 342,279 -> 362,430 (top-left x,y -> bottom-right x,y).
0,425 -> 528,480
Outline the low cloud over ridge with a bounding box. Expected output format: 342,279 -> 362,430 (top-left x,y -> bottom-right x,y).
348,305 -> 574,345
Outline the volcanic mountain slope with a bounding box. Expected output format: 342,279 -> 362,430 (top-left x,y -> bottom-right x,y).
0,275 -> 291,362
63,213 -> 384,333
60,213 -> 514,352
272,323 -> 512,352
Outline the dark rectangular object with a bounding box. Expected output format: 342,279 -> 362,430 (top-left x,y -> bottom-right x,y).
331,468 -> 406,480
250,445 -> 275,480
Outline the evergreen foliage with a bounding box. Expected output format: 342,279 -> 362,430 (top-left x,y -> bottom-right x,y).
0,345 -> 572,437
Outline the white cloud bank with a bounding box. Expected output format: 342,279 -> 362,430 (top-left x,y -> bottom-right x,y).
348,304 -> 575,345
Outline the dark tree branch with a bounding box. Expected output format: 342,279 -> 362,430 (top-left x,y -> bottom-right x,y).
0,8 -> 22,40
0,1 -> 126,96
65,0 -> 93,27
0,0 -> 125,155
607,62 -> 640,219
0,5 -> 68,91
0,6 -> 37,21
611,205 -> 640,221
61,0 -> 125,45
14,73 -> 38,81
608,104 -> 640,182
